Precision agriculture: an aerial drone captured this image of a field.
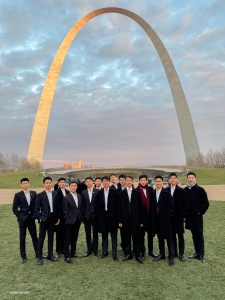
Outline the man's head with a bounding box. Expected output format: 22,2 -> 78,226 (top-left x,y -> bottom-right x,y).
139,174 -> 148,187
102,176 -> 110,189
85,176 -> 94,189
20,178 -> 29,190
43,176 -> 52,191
58,177 -> 66,189
119,174 -> 126,187
187,172 -> 196,185
126,176 -> 133,188
154,175 -> 163,190
168,172 -> 178,187
95,177 -> 102,188
109,174 -> 117,184
69,181 -> 78,193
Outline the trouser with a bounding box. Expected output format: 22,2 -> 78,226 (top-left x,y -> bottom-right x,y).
84,215 -> 98,252
173,233 -> 185,255
158,238 -> 175,259
55,219 -> 65,254
191,230 -> 204,257
102,231 -> 117,254
18,214 -> 38,258
37,213 -> 55,258
123,236 -> 141,258
64,220 -> 81,258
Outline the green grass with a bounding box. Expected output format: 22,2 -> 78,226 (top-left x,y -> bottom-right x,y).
0,201 -> 225,300
178,168 -> 225,185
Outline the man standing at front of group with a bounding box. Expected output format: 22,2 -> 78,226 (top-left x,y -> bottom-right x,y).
12,178 -> 38,263
184,172 -> 209,263
35,177 -> 60,266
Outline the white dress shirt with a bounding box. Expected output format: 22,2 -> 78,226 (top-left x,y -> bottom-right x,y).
156,189 -> 162,203
46,191 -> 53,212
171,186 -> 176,197
61,188 -> 66,197
104,189 -> 109,211
71,192 -> 78,207
88,189 -> 93,202
142,188 -> 147,197
23,190 -> 31,206
127,187 -> 132,202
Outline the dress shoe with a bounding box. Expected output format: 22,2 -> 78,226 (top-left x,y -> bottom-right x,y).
122,254 -> 133,262
21,257 -> 26,264
199,256 -> 206,263
136,256 -> 144,264
47,255 -> 57,261
37,258 -> 43,266
71,253 -> 82,258
152,255 -> 166,262
56,252 -> 61,259
140,253 -> 146,260
149,251 -> 158,258
188,253 -> 199,259
112,253 -> 119,261
94,251 -> 100,257
179,254 -> 185,262
169,259 -> 175,266
64,257 -> 72,264
83,250 -> 92,257
100,251 -> 109,259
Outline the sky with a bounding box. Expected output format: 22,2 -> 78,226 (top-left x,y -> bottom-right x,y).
0,0 -> 224,168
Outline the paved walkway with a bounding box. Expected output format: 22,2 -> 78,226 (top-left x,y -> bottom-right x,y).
0,185 -> 224,205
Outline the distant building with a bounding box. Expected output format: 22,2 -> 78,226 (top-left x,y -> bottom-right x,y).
64,159 -> 82,169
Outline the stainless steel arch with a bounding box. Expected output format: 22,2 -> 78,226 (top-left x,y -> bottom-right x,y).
27,7 -> 200,163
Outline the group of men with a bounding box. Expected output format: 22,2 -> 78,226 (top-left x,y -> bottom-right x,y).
12,171 -> 209,267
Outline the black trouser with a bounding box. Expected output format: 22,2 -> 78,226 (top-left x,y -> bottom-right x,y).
191,230 -> 204,257
55,218 -> 65,254
140,216 -> 154,254
158,238 -> 175,259
120,230 -> 126,252
37,213 -> 55,258
64,219 -> 81,258
102,231 -> 117,254
123,236 -> 141,258
18,214 -> 38,258
84,215 -> 98,252
173,233 -> 184,255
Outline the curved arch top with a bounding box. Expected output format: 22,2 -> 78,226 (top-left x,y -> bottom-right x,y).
27,7 -> 200,163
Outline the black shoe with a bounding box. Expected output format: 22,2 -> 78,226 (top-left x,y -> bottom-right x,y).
169,259 -> 174,266
188,253 -> 199,259
47,255 -> 57,261
55,252 -> 61,259
136,256 -> 144,264
122,254 -> 133,262
140,253 -> 146,260
71,253 -> 82,258
94,251 -> 100,257
112,253 -> 119,261
100,251 -> 109,259
199,256 -> 206,263
21,257 -> 26,264
152,255 -> 165,262
149,251 -> 158,258
179,254 -> 185,262
37,258 -> 43,266
83,250 -> 92,257
64,257 -> 72,264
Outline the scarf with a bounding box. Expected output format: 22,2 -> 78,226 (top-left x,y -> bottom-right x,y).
138,183 -> 150,213
186,182 -> 196,189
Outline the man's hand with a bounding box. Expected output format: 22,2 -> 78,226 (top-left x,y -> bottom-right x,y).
119,223 -> 122,227
55,219 -> 60,225
140,224 -> 143,227
183,218 -> 186,222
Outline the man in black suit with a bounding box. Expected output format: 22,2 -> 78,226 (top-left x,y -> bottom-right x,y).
35,176 -> 60,266
63,181 -> 82,263
109,174 -> 121,191
184,172 -> 209,263
81,176 -> 100,257
118,176 -> 144,264
12,178 -> 38,263
136,174 -> 157,260
95,176 -> 119,261
151,175 -> 175,266
166,173 -> 188,262
55,177 -> 69,259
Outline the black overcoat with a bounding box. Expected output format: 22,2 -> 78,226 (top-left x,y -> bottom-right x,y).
166,185 -> 188,234
184,184 -> 209,232
118,188 -> 144,237
151,188 -> 174,240
136,186 -> 153,225
95,189 -> 118,233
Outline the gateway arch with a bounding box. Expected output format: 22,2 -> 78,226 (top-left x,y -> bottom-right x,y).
27,7 -> 200,163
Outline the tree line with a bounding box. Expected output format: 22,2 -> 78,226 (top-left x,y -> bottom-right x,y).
186,147 -> 225,168
0,152 -> 43,172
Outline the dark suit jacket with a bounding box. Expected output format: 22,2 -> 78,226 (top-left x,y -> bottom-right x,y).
95,189 -> 119,233
12,190 -> 36,221
63,193 -> 82,225
110,183 -> 121,192
136,186 -> 153,224
34,190 -> 60,223
81,188 -> 99,222
56,188 -> 69,220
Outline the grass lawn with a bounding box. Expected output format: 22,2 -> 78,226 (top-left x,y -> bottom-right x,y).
178,168 -> 225,185
0,201 -> 225,300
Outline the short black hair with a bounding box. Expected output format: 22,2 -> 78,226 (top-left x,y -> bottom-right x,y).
139,174 -> 148,181
154,175 -> 163,181
69,180 -> 77,186
102,176 -> 110,181
58,177 -> 66,183
95,177 -> 102,181
85,176 -> 93,181
119,174 -> 126,179
187,171 -> 196,178
20,177 -> 29,184
126,175 -> 133,180
168,172 -> 177,179
43,176 -> 52,183
109,174 -> 116,178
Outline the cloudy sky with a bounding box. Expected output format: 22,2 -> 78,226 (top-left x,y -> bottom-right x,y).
0,0 -> 224,168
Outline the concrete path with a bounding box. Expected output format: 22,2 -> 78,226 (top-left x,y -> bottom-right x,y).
0,185 -> 225,205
